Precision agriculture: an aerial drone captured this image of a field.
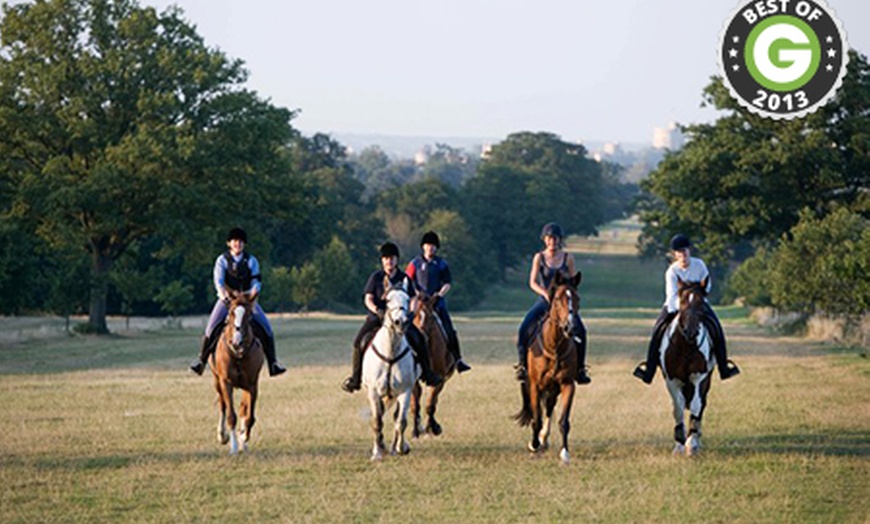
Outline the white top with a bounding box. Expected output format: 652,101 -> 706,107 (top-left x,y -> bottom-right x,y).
663,257 -> 711,313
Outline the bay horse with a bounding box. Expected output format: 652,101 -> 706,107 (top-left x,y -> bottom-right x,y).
361,277 -> 418,461
514,271 -> 582,465
209,289 -> 265,455
411,294 -> 455,438
660,278 -> 715,456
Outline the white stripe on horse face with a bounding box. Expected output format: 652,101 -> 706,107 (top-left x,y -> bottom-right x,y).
233,305 -> 245,329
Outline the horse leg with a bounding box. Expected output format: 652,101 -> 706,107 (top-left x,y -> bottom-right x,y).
666,380 -> 687,456
528,385 -> 543,453
369,394 -> 385,461
215,378 -> 230,446
539,389 -> 556,452
392,391 -> 412,456
686,375 -> 710,456
558,382 -> 575,465
426,383 -> 445,437
411,382 -> 423,439
240,388 -> 257,452
226,384 -> 239,456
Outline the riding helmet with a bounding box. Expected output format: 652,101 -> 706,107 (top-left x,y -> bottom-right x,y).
227,227 -> 248,243
540,222 -> 564,239
420,231 -> 440,248
669,234 -> 691,251
379,241 -> 400,259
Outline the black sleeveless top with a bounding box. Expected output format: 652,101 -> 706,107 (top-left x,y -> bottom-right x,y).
223,251 -> 259,291
539,251 -> 569,288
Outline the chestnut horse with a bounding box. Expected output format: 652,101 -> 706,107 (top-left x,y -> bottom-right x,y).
515,271 -> 582,465
660,278 -> 715,456
411,294 -> 455,438
209,290 -> 265,455
361,278 -> 418,461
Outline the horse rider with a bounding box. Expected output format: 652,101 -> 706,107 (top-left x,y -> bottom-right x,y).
515,222 -> 591,385
405,231 -> 471,374
189,227 -> 287,377
341,241 -> 444,393
633,233 -> 741,384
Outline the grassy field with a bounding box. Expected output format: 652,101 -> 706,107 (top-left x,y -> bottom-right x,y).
1,236 -> 868,523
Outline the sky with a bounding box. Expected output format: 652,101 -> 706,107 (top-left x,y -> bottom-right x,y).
146,0 -> 869,146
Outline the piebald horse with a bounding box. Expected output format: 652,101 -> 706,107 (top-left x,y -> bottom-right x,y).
411,294 -> 455,438
515,271 -> 582,465
361,277 -> 418,461
660,278 -> 715,456
210,289 -> 265,455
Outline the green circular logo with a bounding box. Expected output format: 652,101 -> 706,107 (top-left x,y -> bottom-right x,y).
745,15 -> 820,92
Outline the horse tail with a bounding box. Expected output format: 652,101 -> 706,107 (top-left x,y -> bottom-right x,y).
513,381 -> 533,427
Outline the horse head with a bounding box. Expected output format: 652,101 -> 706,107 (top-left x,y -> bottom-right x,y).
676,278 -> 708,341
548,271 -> 582,339
224,289 -> 255,356
383,277 -> 411,333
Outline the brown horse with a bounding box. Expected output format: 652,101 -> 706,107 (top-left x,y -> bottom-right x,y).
411,294 -> 456,438
660,278 -> 715,456
209,290 -> 265,455
515,271 -> 582,465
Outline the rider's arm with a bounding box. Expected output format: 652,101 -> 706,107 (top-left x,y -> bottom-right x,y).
664,265 -> 679,313
437,260 -> 452,297
213,255 -> 228,301
528,253 -> 548,300
247,254 -> 262,299
364,293 -> 379,315
566,253 -> 577,277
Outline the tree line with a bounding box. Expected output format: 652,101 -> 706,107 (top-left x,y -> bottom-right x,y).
0,0 -> 635,332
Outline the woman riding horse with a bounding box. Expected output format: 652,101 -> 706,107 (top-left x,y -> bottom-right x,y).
633,234 -> 740,384
405,230 -> 471,374
341,242 -> 442,393
516,222 -> 590,385
190,227 -> 286,377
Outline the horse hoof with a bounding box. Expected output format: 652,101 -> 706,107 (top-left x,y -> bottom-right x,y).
672,444 -> 686,456
427,422 -> 443,437
218,433 -> 229,445
527,442 -> 540,453
559,449 -> 570,465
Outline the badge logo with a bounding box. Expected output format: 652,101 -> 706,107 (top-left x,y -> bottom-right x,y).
719,0 -> 848,119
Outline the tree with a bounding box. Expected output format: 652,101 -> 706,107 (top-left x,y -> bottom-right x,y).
0,0 -> 299,332
154,279 -> 194,327
638,51 -> 870,263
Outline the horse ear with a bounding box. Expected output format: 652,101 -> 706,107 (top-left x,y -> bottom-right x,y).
572,270 -> 582,288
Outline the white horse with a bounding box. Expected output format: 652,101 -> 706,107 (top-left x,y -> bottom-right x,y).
361,278 -> 419,461
660,279 -> 716,457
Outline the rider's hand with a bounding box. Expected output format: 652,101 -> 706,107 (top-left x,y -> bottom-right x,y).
376,308 -> 386,321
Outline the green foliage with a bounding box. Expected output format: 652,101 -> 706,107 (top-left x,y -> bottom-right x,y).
311,236 -> 357,306
153,279 -> 194,319
260,266 -> 294,313
0,0 -> 301,331
768,208 -> 869,320
638,51 -> 870,263
726,247 -> 774,307
291,262 -> 320,311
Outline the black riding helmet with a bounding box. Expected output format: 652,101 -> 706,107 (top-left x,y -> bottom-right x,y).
669,234 -> 691,251
227,227 -> 247,243
420,231 -> 440,248
540,222 -> 564,239
379,241 -> 400,259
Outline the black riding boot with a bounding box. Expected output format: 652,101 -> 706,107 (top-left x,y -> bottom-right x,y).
633,310 -> 676,384
189,331 -> 220,375
572,318 -> 591,385
515,343 -> 528,382
448,331 -> 471,373
261,335 -> 287,377
703,313 -> 740,380
408,327 -> 443,387
341,344 -> 364,393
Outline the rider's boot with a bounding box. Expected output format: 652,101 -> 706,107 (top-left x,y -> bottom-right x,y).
515,344 -> 528,382
189,332 -> 218,375
572,324 -> 591,385
262,335 -> 287,377
341,344 -> 363,393
448,331 -> 471,373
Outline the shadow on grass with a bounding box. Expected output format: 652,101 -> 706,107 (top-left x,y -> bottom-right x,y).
717,430 -> 870,457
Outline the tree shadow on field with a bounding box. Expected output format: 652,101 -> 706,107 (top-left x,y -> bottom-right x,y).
717,430 -> 870,457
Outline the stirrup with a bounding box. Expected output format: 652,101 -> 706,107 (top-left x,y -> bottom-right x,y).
189,359 -> 205,376
341,376 -> 360,393
456,359 -> 471,374
575,368 -> 591,385
632,362 -> 653,384
269,362 -> 287,377
720,360 -> 741,380
514,364 -> 528,382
